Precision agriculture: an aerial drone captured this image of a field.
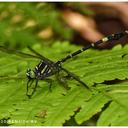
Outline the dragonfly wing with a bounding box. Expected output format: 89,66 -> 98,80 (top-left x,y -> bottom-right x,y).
27,46 -> 54,63
0,46 -> 54,63
0,46 -> 42,59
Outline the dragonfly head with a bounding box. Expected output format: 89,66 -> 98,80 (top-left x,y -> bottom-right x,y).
26,68 -> 35,79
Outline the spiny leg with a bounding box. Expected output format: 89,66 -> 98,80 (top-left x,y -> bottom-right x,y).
27,79 -> 38,98
26,79 -> 34,96
31,79 -> 38,97
61,67 -> 90,90
55,73 -> 70,90
44,78 -> 53,92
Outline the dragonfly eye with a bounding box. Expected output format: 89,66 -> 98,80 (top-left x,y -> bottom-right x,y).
26,68 -> 35,79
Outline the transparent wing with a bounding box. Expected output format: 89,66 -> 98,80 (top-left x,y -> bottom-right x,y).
0,46 -> 54,64
27,46 -> 54,64
0,46 -> 41,59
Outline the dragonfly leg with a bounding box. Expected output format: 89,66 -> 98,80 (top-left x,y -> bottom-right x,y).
26,79 -> 34,97
31,79 -> 38,97
26,79 -> 38,98
44,78 -> 53,92
61,67 -> 90,90
55,73 -> 70,90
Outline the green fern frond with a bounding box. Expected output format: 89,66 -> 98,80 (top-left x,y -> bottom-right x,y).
0,42 -> 128,126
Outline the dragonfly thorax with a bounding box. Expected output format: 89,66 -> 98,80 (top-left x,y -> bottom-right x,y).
26,68 -> 35,79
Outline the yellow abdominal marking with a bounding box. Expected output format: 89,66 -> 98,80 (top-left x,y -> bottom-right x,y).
102,37 -> 109,42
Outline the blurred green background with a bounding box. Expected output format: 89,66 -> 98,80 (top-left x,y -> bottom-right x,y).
0,2 -> 127,49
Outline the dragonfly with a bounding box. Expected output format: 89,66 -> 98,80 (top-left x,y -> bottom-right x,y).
0,30 -> 128,98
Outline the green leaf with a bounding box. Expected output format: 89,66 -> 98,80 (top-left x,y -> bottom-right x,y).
43,86 -> 91,126
75,92 -> 110,125
97,82 -> 128,126
0,42 -> 128,126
